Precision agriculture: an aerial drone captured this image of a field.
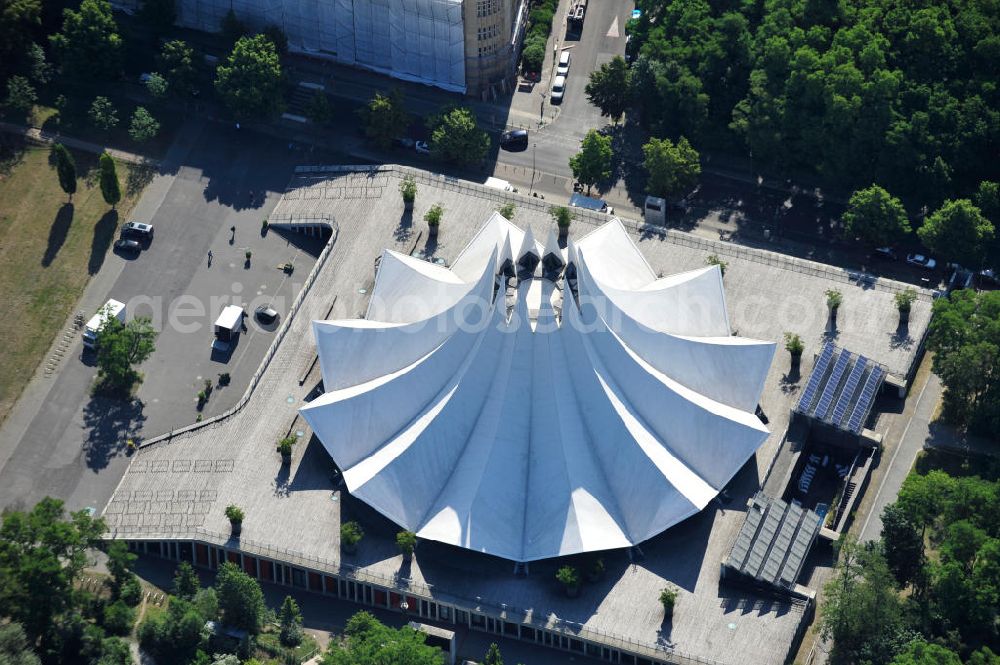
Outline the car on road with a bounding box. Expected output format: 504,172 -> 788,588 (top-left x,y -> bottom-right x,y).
255,305 -> 279,325
557,51 -> 571,76
415,140 -> 431,155
551,75 -> 567,103
122,221 -> 154,241
873,246 -> 898,260
906,254 -> 937,270
500,129 -> 528,151
114,238 -> 141,253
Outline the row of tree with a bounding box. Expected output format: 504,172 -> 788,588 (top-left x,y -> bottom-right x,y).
626,0 -> 999,209
822,463 -> 1000,663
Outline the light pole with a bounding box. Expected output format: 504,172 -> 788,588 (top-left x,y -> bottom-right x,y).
530,143 -> 537,195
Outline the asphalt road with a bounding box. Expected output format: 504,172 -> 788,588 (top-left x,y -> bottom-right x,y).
0,120 -> 338,515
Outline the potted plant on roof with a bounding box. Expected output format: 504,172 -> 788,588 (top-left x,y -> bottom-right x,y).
276,435 -> 296,465
784,332 -> 804,368
400,176 -> 417,212
825,288 -> 843,325
341,520 -> 363,554
424,203 -> 443,239
556,565 -> 580,598
225,504 -> 244,537
895,287 -> 917,325
396,530 -> 417,561
550,205 -> 575,240
706,254 -> 728,277
659,585 -> 678,621
586,556 -> 605,583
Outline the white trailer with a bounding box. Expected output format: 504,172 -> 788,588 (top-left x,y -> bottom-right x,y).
484,177 -> 516,192
82,299 -> 126,350
212,305 -> 244,352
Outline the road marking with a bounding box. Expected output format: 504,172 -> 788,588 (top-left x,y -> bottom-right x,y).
607,16 -> 620,38
858,372 -> 932,541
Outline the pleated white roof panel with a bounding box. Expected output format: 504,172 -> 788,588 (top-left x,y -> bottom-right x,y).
300,218 -> 773,562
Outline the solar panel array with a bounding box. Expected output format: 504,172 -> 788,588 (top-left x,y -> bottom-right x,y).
830,356 -> 869,427
848,365 -> 884,433
796,343 -> 835,413
814,350 -> 852,421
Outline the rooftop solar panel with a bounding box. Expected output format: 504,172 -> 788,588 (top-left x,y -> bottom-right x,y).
848,366 -> 884,433
830,356 -> 868,426
815,350 -> 851,420
796,343 -> 835,413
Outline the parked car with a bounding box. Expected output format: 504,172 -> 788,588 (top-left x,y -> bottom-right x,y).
873,246 -> 898,260
122,221 -> 154,241
551,75 -> 567,103
906,254 -> 937,269
500,129 -> 529,151
415,140 -> 431,155
255,305 -> 279,324
114,238 -> 141,253
557,50 -> 571,76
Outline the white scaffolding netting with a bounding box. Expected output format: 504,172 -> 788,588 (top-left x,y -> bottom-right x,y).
177,0 -> 467,92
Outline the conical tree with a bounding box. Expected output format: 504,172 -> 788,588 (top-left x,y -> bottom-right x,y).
483,643 -> 503,665
99,152 -> 121,208
278,595 -> 303,646
52,143 -> 77,201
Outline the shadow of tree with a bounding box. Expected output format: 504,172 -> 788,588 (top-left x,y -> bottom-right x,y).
395,209 -> 413,241
88,209 -> 119,275
780,364 -> 802,394
889,322 -> 914,350
42,203 -> 75,266
82,395 -> 146,471
126,163 -> 156,198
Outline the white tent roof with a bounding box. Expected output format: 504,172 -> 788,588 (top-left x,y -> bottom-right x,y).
301,218 -> 774,562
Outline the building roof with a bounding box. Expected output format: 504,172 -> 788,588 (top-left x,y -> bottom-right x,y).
300,216 -> 775,562
725,493 -> 821,591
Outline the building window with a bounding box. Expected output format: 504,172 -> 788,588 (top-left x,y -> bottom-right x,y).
477,0 -> 500,17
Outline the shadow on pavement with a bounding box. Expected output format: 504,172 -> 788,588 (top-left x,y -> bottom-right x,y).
82,395 -> 146,470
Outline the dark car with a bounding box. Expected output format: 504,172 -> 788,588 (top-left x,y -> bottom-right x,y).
500,129 -> 529,151
122,221 -> 154,242
255,305 -> 279,324
114,238 -> 141,253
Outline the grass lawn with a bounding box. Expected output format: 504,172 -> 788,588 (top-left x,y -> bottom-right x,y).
0,140 -> 148,424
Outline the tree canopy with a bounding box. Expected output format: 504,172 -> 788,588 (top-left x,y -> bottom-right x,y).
320,611 -> 444,665
585,55 -> 630,122
98,152 -> 121,207
429,107 -> 489,165
158,40 -> 197,96
49,0 -> 121,80
128,107 -> 160,143
95,315 -> 157,394
569,130 -> 613,194
51,142 -> 76,199
917,199 -> 995,268
927,290 -> 1000,434
215,562 -> 265,634
362,90 -> 407,149
642,136 -> 700,198
214,34 -> 284,120
843,185 -> 912,248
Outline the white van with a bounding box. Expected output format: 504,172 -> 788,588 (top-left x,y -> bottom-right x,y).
557,51 -> 571,76
551,75 -> 567,103
82,299 -> 126,350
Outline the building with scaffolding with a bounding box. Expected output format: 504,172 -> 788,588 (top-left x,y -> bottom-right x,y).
173,0 -> 527,96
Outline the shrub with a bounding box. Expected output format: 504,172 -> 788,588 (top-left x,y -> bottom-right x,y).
497,202 -> 516,220
120,574 -> 143,606
103,600 -> 136,635
396,530 -> 417,556
549,205 -> 575,229
659,586 -> 677,618
784,332 -> 804,356
706,254 -> 728,276
424,204 -> 444,227
341,521 -> 364,549
218,372 -> 231,386
399,176 -> 417,203
225,505 -> 244,523
825,288 -> 843,310
521,36 -> 546,72
276,436 -> 295,457
895,288 -> 917,313
556,565 -> 579,589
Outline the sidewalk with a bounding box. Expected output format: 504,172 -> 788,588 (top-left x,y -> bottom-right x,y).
0,121 -> 158,166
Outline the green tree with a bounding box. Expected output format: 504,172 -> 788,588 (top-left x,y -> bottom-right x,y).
0,623 -> 41,665
483,643 -> 503,665
138,596 -> 207,663
144,71 -> 169,99
105,540 -> 136,593
5,75 -> 37,117
99,152 -> 121,208
49,0 -> 121,80
88,96 -> 118,132
569,130 -> 613,195
820,538 -> 908,664
102,600 -> 135,636
361,90 -> 407,149
429,107 -> 489,165
0,498 -> 105,652
918,199 -> 995,268
25,42 -> 52,84
974,181 -> 1000,225
642,136 -> 700,198
174,561 -> 200,601
139,0 -> 175,35
521,36 -> 545,72
843,185 -> 912,248
396,530 -> 417,557
278,595 -> 303,647
214,34 -> 284,120
321,611 -> 444,665
95,315 -> 157,394
888,640 -> 962,665
51,143 -> 77,200
585,55 -> 629,122
158,39 -> 196,96
215,561 -> 265,634
880,503 -> 924,588
0,0 -> 41,72
97,637 -> 132,665
129,106 -> 160,143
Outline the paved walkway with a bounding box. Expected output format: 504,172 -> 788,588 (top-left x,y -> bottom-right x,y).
0,121 -> 158,165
